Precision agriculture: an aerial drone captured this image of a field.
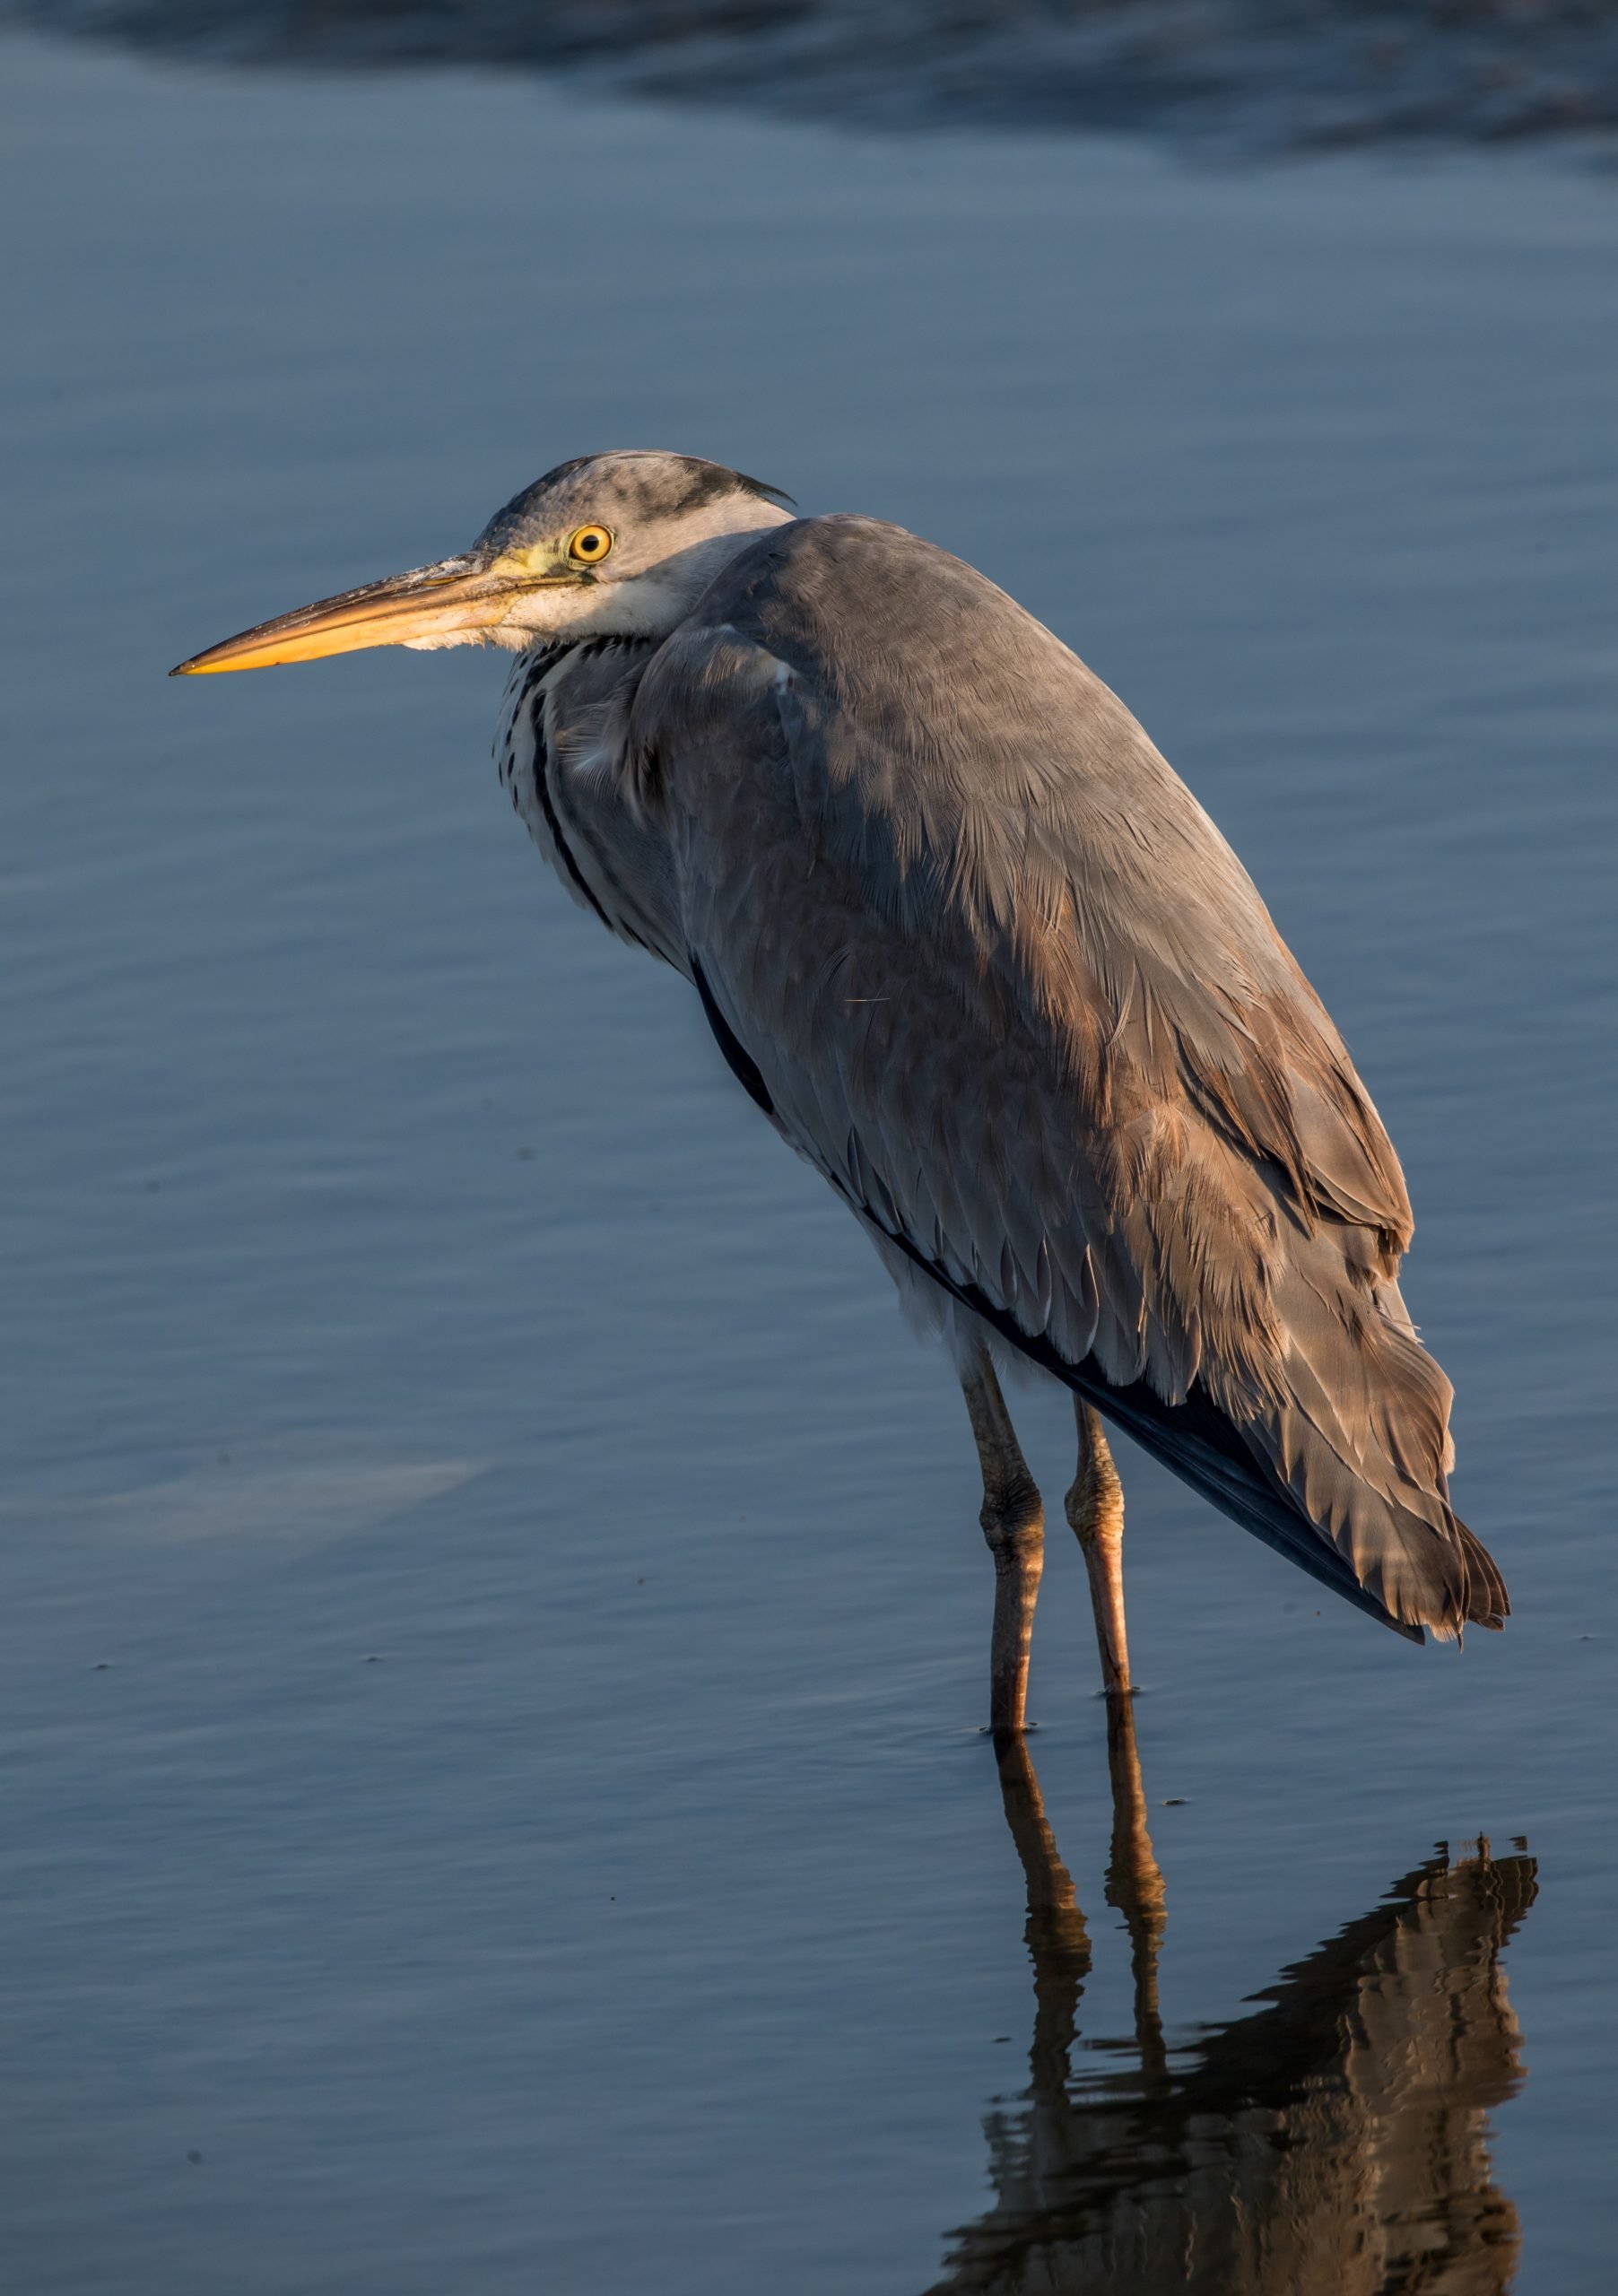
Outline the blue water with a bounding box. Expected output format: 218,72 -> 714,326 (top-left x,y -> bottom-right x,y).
2,34 -> 1614,2292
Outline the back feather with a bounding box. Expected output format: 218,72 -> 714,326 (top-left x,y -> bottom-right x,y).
596,514 -> 1508,1641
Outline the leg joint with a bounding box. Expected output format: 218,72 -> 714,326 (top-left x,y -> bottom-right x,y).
1065,1422 -> 1125,1557
981,1472 -> 1045,1561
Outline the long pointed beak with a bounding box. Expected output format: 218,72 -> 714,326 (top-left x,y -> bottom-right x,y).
170,552 -> 571,675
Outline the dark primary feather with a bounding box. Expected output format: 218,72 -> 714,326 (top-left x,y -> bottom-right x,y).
553,512 -> 1506,1640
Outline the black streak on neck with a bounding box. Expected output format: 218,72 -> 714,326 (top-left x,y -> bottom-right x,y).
529,666 -> 613,932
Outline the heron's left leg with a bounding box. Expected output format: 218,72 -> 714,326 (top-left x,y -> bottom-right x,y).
958,1339 -> 1045,1737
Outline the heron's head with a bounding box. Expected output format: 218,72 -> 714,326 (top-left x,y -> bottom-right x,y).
170,450 -> 795,675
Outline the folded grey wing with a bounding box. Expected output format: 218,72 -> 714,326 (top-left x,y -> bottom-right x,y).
634,582 -> 1505,1639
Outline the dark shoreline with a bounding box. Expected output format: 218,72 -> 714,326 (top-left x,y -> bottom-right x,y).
5,0 -> 1618,152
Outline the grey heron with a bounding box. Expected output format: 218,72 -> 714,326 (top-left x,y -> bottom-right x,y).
173,449 -> 1509,1733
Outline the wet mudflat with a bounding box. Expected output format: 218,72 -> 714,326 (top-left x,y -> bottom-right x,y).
1,31 -> 1614,2292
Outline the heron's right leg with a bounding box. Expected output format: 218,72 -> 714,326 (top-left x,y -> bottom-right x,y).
958,1339 -> 1045,1737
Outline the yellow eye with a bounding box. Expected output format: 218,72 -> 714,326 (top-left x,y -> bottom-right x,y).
568,524 -> 613,566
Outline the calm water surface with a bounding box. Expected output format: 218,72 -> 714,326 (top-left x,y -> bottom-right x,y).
1,35 -> 1614,2292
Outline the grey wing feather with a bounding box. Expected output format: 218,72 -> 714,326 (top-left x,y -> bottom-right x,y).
631,516 -> 1507,1641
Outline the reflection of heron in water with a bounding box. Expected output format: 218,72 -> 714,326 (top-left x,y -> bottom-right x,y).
934,1714 -> 1535,2293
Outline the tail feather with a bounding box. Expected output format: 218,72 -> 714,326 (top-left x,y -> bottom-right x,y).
1072,1357 -> 1509,1642
1457,1518 -> 1510,1632
1191,1237 -> 1509,1640
866,1209 -> 1509,1641
1066,1361 -> 1429,1641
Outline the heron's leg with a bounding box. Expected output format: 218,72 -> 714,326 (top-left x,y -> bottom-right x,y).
1064,1402 -> 1133,1697
958,1340 -> 1045,1737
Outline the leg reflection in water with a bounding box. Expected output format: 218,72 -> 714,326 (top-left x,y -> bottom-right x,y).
933,1709 -> 1535,2294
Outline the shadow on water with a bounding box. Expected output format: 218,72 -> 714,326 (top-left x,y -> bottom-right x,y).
935,1712 -> 1535,2294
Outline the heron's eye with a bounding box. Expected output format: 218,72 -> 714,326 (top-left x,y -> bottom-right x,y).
568,525 -> 613,566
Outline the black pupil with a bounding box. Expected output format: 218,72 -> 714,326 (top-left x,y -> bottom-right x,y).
579,532 -> 601,554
